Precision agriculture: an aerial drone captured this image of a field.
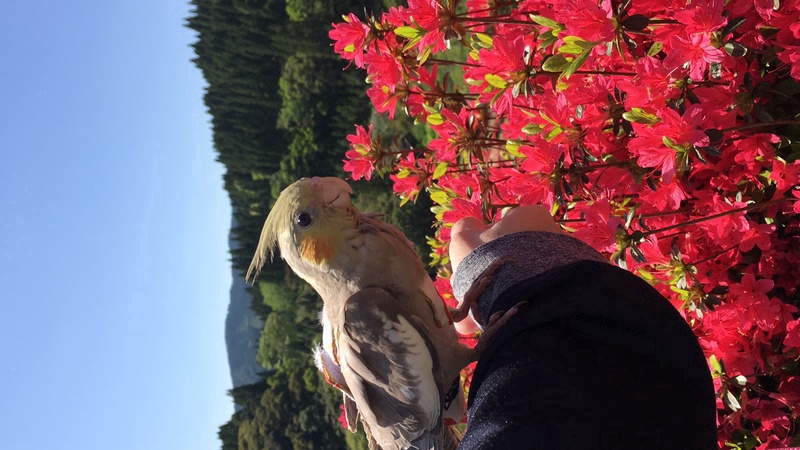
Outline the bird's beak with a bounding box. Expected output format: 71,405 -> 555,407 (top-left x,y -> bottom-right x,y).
310,177 -> 353,209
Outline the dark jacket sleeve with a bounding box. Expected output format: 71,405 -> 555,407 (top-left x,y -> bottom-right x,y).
452,232 -> 717,450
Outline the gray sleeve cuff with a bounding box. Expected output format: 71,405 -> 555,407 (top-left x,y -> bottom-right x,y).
451,231 -> 609,320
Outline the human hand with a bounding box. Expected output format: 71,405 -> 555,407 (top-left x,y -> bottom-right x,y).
449,206 -> 563,334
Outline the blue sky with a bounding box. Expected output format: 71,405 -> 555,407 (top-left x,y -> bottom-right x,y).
0,2 -> 233,449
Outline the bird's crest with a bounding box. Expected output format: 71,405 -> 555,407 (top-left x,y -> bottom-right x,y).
246,181 -> 309,283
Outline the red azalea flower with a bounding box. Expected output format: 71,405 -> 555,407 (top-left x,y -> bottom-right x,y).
433,276 -> 457,309
338,404 -> 348,429
785,319 -> 800,351
693,193 -> 749,244
662,32 -> 726,81
468,31 -> 530,114
442,193 -> 484,226
343,153 -> 376,181
553,0 -> 615,43
343,125 -> 377,181
572,198 -> 624,253
428,108 -> 483,163
329,13 -> 371,68
770,158 -> 800,194
732,134 -> 778,175
779,44 -> 800,80
738,223 -> 776,253
536,93 -> 580,146
618,57 -> 679,106
749,399 -> 791,443
364,38 -> 406,88
504,167 -> 555,209
404,0 -> 449,54
637,178 -> 688,211
629,104 -> 709,182
673,0 -> 726,35
481,32 -> 527,74
693,85 -> 739,129
366,84 -> 401,119
729,273 -> 773,305
390,153 -> 428,201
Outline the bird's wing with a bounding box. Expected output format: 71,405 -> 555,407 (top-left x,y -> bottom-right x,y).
339,287 -> 443,450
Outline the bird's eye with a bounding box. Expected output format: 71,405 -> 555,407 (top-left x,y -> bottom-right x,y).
296,213 -> 312,228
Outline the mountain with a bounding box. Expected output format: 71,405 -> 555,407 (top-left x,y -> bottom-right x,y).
224,214 -> 264,401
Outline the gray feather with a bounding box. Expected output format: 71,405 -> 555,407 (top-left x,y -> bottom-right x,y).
341,287 -> 444,450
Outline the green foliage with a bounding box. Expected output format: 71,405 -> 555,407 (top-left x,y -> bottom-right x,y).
285,0 -> 331,22
259,281 -> 293,312
277,54 -> 326,130
344,422 -> 370,450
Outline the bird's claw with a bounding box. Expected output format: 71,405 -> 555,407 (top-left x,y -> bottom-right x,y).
474,301 -> 526,354
449,257 -> 509,325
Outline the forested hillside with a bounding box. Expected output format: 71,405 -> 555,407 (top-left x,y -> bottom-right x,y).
186,1 -> 433,448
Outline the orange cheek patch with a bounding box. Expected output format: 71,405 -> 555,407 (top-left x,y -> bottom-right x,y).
300,235 -> 333,265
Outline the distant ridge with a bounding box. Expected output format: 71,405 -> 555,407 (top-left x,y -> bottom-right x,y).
225,214 -> 263,403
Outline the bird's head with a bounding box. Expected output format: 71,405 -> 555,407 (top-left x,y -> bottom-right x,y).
246,177 -> 355,283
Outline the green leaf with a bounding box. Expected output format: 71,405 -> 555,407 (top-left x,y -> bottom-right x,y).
427,113 -> 445,126
522,123 -> 543,135
394,26 -> 421,39
705,128 -> 723,142
693,146 -> 708,164
622,107 -> 660,124
538,30 -> 559,49
465,77 -> 484,87
662,136 -> 685,152
541,54 -> 569,72
506,139 -> 523,157
529,14 -> 562,30
724,390 -> 741,411
558,43 -> 585,55
429,189 -> 450,205
538,111 -> 558,126
646,41 -> 663,57
422,103 -> 440,115
709,354 -> 723,376
723,41 -> 748,57
720,16 -> 746,37
418,45 -> 433,65
544,126 -> 563,141
432,161 -> 448,180
485,73 -> 508,88
475,32 -> 493,46
562,50 -> 591,79
621,14 -> 650,31
562,36 -> 595,49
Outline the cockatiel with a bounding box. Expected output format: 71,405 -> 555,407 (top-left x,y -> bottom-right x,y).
247,177 -> 499,450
